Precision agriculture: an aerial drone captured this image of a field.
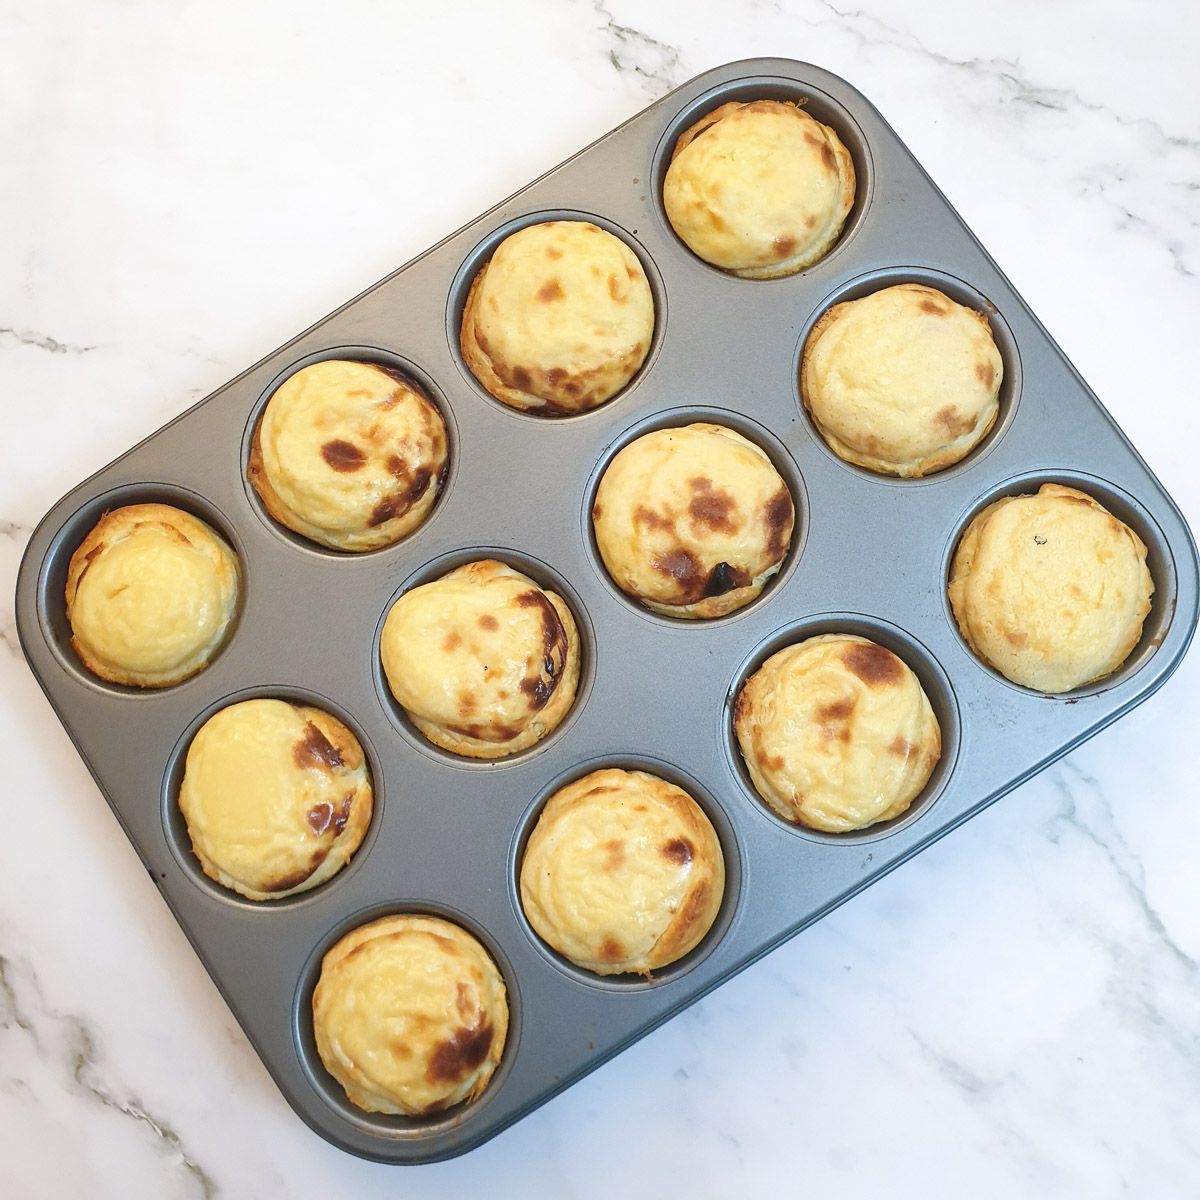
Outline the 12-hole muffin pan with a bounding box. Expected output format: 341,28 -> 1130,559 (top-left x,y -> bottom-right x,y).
15,59 -> 1199,1161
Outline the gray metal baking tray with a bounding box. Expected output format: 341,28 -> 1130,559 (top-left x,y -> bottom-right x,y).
15,58 -> 1198,1162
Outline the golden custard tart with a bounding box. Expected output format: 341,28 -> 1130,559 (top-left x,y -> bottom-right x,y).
64,503 -> 239,687
520,768 -> 725,976
948,483 -> 1154,693
248,359 -> 447,551
178,698 -> 372,900
735,634 -> 941,833
663,99 -> 855,278
592,423 -> 795,618
801,283 -> 1003,477
460,220 -> 654,414
379,559 -> 581,758
313,914 -> 508,1116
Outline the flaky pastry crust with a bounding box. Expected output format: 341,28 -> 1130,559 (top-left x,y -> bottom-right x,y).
247,360 -> 447,551
663,100 -> 855,278
379,559 -> 581,758
948,484 -> 1154,692
592,423 -> 794,618
65,503 -> 239,687
459,221 -> 654,414
801,284 -> 1002,477
520,768 -> 725,975
178,698 -> 372,900
735,634 -> 940,832
313,914 -> 508,1116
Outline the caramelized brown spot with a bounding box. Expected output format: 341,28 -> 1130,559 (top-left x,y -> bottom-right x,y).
653,548 -> 703,589
889,737 -> 912,759
385,453 -> 407,477
805,213 -> 818,229
661,837 -> 693,866
546,367 -> 567,387
804,132 -> 822,149
766,755 -> 785,772
817,698 -> 855,721
260,863 -> 320,893
511,592 -> 569,707
405,467 -> 433,503
688,477 -> 738,533
389,1039 -> 414,1060
293,722 -> 345,771
974,361 -> 995,388
458,691 -> 477,716
427,1022 -> 494,1083
368,495 -> 401,527
707,211 -> 728,232
519,674 -> 555,709
443,631 -> 462,653
602,839 -> 626,871
512,366 -> 532,389
920,298 -> 949,316
772,236 -> 797,259
703,561 -> 751,598
320,440 -> 367,472
841,643 -> 904,687
454,981 -> 471,1017
1005,629 -> 1028,648
537,279 -> 564,302
820,142 -> 836,170
764,488 -> 794,560
546,245 -> 563,260
478,615 -> 499,631
599,937 -> 625,962
607,274 -> 627,303
936,406 -> 975,437
367,466 -> 432,527
331,794 -> 353,835
633,505 -> 673,531
678,880 -> 711,927
307,803 -> 333,835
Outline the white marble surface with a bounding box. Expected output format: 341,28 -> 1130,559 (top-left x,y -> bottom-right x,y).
3,1 -> 1199,1195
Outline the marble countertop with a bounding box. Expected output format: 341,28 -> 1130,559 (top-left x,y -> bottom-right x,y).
3,1 -> 1199,1195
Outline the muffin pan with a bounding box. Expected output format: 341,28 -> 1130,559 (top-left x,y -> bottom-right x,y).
14,59 -> 1198,1162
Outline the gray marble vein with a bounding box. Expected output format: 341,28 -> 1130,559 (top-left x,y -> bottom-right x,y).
0,327 -> 97,355
907,1030 -> 1060,1185
591,1 -> 685,96
806,0 -> 1200,277
1046,762 -> 1200,1074
0,523 -> 32,657
0,949 -> 218,1199
1048,760 -> 1198,979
